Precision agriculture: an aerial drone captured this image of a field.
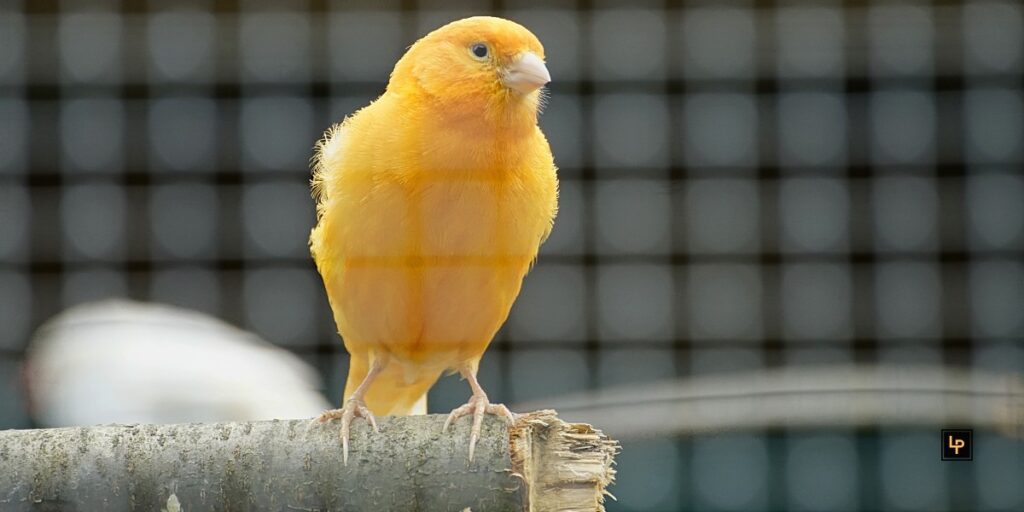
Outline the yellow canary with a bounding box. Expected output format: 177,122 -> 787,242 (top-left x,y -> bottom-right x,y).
309,16 -> 557,462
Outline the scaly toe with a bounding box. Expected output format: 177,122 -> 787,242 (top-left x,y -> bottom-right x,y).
315,398 -> 377,465
355,403 -> 378,432
485,403 -> 516,423
313,408 -> 346,423
443,403 -> 473,432
442,395 -> 518,462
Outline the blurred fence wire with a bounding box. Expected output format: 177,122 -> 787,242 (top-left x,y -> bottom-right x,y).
1,1 -> 1023,510
519,364 -> 1024,439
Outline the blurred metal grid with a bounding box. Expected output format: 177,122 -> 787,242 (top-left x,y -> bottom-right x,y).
1,1 -> 1023,510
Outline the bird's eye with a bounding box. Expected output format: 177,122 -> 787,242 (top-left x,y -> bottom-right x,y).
470,43 -> 488,59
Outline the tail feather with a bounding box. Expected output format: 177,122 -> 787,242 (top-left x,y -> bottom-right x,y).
409,393 -> 428,415
344,355 -> 439,416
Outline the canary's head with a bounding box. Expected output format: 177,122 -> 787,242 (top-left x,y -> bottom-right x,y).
389,16 -> 550,125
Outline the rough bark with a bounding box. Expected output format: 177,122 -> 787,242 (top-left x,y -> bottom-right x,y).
0,410 -> 617,512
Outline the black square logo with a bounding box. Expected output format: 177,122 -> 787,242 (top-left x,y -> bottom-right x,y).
941,429 -> 973,461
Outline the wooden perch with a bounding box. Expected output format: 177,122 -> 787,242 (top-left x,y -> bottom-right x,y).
0,410 -> 617,512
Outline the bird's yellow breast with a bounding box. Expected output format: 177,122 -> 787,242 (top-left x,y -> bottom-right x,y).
310,94 -> 557,373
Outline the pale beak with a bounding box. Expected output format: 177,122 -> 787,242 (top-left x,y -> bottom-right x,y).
503,52 -> 551,94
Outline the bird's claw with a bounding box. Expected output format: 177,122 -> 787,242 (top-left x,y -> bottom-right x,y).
443,394 -> 515,462
314,398 -> 377,465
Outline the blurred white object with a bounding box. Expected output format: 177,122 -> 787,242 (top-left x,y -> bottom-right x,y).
25,299 -> 331,427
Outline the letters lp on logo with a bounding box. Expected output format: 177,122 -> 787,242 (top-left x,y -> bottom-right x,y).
941,429 -> 973,461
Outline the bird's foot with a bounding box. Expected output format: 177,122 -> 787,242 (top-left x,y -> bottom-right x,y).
443,393 -> 516,461
314,398 -> 378,465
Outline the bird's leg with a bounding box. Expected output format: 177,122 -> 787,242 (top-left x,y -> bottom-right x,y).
442,365 -> 516,462
314,357 -> 385,465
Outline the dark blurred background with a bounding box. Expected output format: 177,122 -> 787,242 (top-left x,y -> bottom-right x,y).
1,0 -> 1022,510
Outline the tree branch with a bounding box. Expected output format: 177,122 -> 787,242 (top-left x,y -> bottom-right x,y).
0,410 -> 617,512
